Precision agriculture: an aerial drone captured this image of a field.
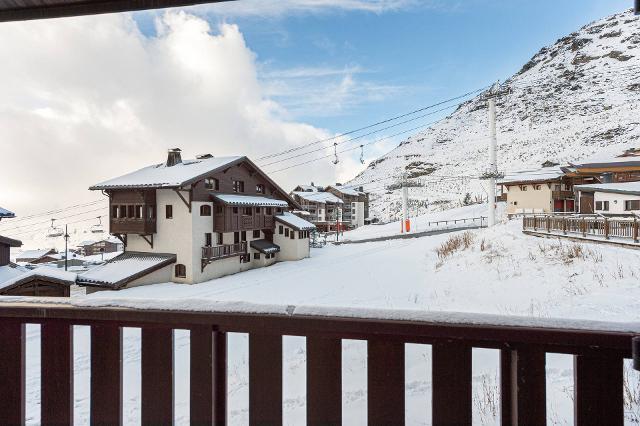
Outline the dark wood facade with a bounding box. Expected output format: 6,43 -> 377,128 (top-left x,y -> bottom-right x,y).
0,276 -> 72,297
0,235 -> 21,267
108,190 -> 156,235
213,206 -> 278,233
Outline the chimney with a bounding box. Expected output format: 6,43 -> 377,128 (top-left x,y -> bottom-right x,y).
166,148 -> 182,167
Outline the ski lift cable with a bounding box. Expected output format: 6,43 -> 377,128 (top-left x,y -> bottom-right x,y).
0,206 -> 107,233
0,200 -> 106,225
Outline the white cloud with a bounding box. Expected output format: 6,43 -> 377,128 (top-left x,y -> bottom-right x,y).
186,0 -> 419,18
0,12 -> 364,216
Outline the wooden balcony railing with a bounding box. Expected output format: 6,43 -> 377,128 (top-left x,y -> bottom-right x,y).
202,242 -> 247,261
552,190 -> 574,200
523,215 -> 640,242
0,301 -> 637,425
110,217 -> 156,234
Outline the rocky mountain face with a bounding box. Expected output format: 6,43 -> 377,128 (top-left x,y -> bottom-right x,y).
348,9 -> 640,222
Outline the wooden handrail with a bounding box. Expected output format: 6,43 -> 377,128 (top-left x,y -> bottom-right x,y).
0,300 -> 636,425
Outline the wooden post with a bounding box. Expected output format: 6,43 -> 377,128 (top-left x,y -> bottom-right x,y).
634,219 -> 639,243
563,217 -> 567,235
604,218 -> 609,240
533,216 -> 537,231
582,217 -> 586,237
546,216 -> 551,233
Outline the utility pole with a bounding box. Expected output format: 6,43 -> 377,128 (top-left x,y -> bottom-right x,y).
487,83 -> 498,228
64,224 -> 69,271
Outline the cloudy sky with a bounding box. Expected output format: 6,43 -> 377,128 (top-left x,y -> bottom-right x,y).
0,0 -> 630,222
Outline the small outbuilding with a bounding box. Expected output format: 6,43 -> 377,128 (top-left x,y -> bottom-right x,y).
0,267 -> 76,297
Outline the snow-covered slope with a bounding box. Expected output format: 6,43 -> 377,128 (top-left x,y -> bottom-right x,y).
349,9 -> 640,222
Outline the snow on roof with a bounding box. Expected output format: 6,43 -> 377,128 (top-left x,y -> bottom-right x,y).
295,184 -> 324,192
328,186 -> 365,196
0,206 -> 15,218
499,167 -> 564,184
0,235 -> 22,248
90,156 -> 243,190
0,264 -> 26,285
16,249 -> 56,260
250,239 -> 280,254
292,191 -> 344,204
212,194 -> 289,207
275,212 -> 316,231
575,181 -> 640,196
77,240 -> 97,247
0,266 -> 76,291
77,251 -> 176,288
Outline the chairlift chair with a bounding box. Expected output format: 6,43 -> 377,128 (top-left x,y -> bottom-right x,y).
90,216 -> 104,234
46,218 -> 64,238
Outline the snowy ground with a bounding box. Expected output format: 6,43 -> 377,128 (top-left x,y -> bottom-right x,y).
12,208 -> 640,425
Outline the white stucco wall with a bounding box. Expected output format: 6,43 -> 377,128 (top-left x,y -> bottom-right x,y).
351,201 -> 365,227
505,184 -> 553,214
274,225 -> 310,261
591,191 -> 640,214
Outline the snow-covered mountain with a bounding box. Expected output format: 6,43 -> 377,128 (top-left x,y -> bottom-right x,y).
348,9 -> 640,222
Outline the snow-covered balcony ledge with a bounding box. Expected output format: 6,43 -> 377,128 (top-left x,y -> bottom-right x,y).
0,298 -> 637,425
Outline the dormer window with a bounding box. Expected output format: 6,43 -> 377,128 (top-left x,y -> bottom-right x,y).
256,184 -> 265,194
205,178 -> 219,191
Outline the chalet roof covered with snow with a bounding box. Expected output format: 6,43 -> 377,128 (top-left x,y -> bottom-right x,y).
499,167 -> 565,185
294,184 -> 324,192
16,249 -> 56,261
275,212 -> 316,231
575,181 -> 640,196
0,264 -> 26,285
0,206 -> 15,219
327,185 -> 366,196
212,194 -> 289,207
0,267 -> 77,292
0,235 -> 22,248
77,251 -> 176,289
292,191 -> 344,204
90,156 -> 243,190
250,239 -> 280,254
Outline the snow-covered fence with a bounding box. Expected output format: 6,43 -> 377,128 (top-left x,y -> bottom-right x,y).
523,214 -> 640,243
0,300 -> 637,425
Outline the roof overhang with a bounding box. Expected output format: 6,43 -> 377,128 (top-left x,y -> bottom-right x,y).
0,0 -> 233,23
250,239 -> 280,254
77,251 -> 176,289
0,235 -> 23,248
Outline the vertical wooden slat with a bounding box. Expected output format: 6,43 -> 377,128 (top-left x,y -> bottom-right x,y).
574,354 -> 623,426
432,342 -> 472,426
500,349 -> 513,426
249,333 -> 282,426
307,337 -> 342,426
190,326 -> 213,426
0,321 -> 25,426
141,327 -> 174,426
91,324 -> 122,426
368,339 -> 404,425
42,321 -> 73,426
511,347 -> 546,426
213,331 -> 227,426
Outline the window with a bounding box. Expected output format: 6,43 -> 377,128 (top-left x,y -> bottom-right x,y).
595,201 -> 610,211
534,185 -> 541,190
175,264 -> 186,278
625,200 -> 640,211
128,205 -> 135,218
112,205 -> 118,218
233,180 -> 245,193
233,207 -> 239,214
253,230 -> 260,239
266,207 -> 272,215
244,207 -> 252,216
234,232 -> 239,244
290,231 -> 295,240
147,205 -> 156,219
285,228 -> 289,237
200,205 -> 212,216
217,233 -> 223,244
135,205 -> 142,218
255,207 -> 261,214
215,205 -> 223,214
166,205 -> 173,219
120,205 -> 127,218
254,253 -> 261,260
299,231 -> 303,239
241,231 -> 247,242
256,184 -> 265,194
276,208 -> 282,213
205,233 -> 212,247
205,178 -> 219,190
519,185 -> 527,191
278,225 -> 283,235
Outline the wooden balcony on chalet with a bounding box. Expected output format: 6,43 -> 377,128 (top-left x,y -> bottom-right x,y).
202,242 -> 247,262
109,217 -> 156,234
0,300 -> 637,426
214,210 -> 276,233
552,190 -> 575,200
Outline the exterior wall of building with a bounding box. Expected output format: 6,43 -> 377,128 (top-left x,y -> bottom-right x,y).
351,201 -> 365,227
127,189 -> 195,283
590,191 -> 640,214
274,225 -> 310,261
505,184 -> 553,214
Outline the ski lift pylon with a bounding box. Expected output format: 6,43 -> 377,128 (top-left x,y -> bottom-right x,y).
332,142 -> 339,165
90,216 -> 104,234
359,144 -> 365,164
46,218 -> 64,238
